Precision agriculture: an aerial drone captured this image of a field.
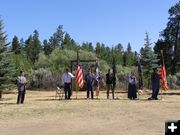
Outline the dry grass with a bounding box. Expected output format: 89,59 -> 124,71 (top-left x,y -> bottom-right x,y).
0,89 -> 180,135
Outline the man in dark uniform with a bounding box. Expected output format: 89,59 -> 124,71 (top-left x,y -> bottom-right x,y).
148,68 -> 160,100
106,69 -> 113,99
17,71 -> 27,104
85,69 -> 94,99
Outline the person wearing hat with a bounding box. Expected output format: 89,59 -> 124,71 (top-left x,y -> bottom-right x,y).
148,68 -> 160,100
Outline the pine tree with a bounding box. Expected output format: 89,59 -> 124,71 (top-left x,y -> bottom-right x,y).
61,33 -> 72,49
12,35 -> 21,54
127,42 -> 132,53
19,38 -> 25,51
53,25 -> 64,47
50,25 -> 64,50
154,39 -> 172,74
43,39 -> 51,56
161,2 -> 180,74
141,32 -> 159,85
0,18 -> 15,99
25,30 -> 41,65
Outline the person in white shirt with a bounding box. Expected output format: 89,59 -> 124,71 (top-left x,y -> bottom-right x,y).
62,68 -> 74,99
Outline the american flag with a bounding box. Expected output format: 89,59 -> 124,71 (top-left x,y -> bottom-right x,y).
76,53 -> 84,88
95,59 -> 100,81
160,64 -> 168,90
160,50 -> 168,91
138,60 -> 143,89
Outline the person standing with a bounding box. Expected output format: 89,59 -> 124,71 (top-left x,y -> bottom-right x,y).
85,69 -> 94,99
106,69 -> 113,99
148,68 -> 160,100
93,69 -> 100,99
17,71 -> 27,104
128,72 -> 137,100
62,68 -> 74,100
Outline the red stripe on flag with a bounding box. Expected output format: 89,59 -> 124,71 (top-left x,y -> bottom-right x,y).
160,65 -> 168,90
76,65 -> 84,88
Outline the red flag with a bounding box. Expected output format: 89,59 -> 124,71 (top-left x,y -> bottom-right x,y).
76,65 -> 84,88
160,65 -> 168,90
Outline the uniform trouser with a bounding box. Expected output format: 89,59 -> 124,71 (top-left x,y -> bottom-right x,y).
64,83 -> 71,99
152,87 -> 159,99
87,84 -> 93,99
17,90 -> 25,104
107,84 -> 114,99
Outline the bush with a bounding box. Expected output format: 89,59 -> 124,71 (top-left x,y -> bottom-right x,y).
167,73 -> 180,89
27,68 -> 62,89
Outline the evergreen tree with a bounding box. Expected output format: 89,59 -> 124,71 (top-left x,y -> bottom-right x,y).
125,43 -> 135,66
50,25 -> 64,50
25,30 -> 41,64
81,42 -> 94,52
0,18 -> 15,98
127,42 -> 132,53
25,35 -> 33,61
154,39 -> 172,74
115,43 -> 124,52
61,33 -> 71,49
95,42 -> 101,57
19,38 -> 25,51
43,39 -> 51,56
12,35 -> 21,54
32,30 -> 41,64
161,2 -> 180,74
141,32 -> 159,83
123,52 -> 127,66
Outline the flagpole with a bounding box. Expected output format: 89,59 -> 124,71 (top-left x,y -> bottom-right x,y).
76,50 -> 79,99
160,50 -> 164,100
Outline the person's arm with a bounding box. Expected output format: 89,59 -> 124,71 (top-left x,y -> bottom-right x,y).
68,72 -> 75,78
129,77 -> 133,84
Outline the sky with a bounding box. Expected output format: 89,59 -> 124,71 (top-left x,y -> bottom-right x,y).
0,0 -> 179,52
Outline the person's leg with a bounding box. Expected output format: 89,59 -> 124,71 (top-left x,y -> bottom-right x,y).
133,85 -> 137,99
128,84 -> 132,99
21,90 -> 25,104
90,85 -> 94,99
107,84 -> 110,99
112,84 -> 115,99
64,84 -> 68,99
155,88 -> 160,99
67,84 -> 71,99
87,84 -> 90,99
17,91 -> 21,104
152,88 -> 156,99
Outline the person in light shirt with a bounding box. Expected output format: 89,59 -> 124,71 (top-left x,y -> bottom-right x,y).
62,68 -> 74,99
16,70 -> 28,104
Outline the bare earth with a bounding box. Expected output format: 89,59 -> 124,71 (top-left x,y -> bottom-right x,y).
0,89 -> 180,135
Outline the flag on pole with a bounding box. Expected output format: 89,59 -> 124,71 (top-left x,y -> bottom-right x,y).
138,60 -> 143,89
160,50 -> 168,91
112,56 -> 116,76
160,64 -> 168,90
76,52 -> 84,88
95,58 -> 100,80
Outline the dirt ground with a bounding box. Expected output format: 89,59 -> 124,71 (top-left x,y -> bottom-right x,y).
0,89 -> 180,135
